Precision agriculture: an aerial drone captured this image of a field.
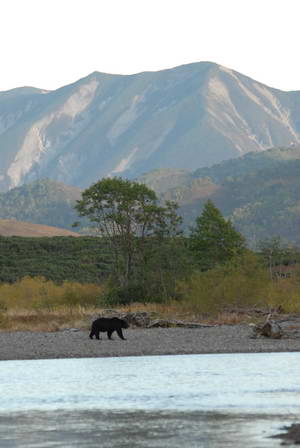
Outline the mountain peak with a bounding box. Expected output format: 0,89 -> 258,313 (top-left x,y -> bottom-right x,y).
1,62 -> 300,191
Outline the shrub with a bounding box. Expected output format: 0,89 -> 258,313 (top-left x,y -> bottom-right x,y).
177,253 -> 268,315
0,276 -> 103,310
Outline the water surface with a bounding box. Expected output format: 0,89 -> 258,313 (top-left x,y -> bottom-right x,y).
0,352 -> 299,447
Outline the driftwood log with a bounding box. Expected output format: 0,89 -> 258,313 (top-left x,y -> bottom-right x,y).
249,314 -> 284,339
92,310 -> 216,329
148,319 -> 216,329
272,423 -> 300,444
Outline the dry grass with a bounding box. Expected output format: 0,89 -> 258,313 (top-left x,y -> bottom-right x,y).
0,277 -> 103,331
0,219 -> 80,237
1,259 -> 300,332
0,298 -> 289,332
0,303 -> 254,332
0,306 -> 93,332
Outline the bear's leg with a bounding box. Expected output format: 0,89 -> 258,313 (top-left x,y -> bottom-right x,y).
89,331 -> 94,339
116,329 -> 126,340
96,331 -> 101,340
107,330 -> 114,340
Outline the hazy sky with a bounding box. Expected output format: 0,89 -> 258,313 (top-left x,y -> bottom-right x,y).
1,0 -> 299,92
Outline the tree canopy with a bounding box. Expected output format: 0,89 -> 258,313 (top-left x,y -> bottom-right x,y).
75,177 -> 184,301
189,200 -> 246,270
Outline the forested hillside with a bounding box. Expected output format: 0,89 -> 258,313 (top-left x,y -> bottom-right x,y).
141,145 -> 300,246
0,179 -> 83,230
1,146 -> 300,245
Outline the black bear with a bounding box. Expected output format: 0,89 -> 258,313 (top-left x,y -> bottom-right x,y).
89,317 -> 129,340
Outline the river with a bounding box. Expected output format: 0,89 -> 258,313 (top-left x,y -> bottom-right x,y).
0,352 -> 299,447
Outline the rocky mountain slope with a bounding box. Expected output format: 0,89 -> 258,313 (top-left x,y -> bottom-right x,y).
1,62 -> 300,191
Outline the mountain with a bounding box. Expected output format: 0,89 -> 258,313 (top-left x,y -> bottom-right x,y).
1,146 -> 300,244
0,219 -> 80,237
140,145 -> 300,246
0,178 -> 82,229
1,62 -> 300,191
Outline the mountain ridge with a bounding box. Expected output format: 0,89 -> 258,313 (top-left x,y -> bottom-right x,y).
1,145 -> 300,244
1,61 -> 300,191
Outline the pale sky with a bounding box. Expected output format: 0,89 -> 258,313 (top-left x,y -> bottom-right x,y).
1,0 -> 299,92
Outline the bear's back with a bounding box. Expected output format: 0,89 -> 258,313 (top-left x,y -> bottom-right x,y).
92,317 -> 124,331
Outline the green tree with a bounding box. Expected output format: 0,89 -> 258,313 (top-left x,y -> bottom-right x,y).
189,200 -> 246,270
75,177 -> 183,301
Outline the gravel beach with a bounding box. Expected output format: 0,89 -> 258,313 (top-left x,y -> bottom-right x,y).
0,322 -> 299,361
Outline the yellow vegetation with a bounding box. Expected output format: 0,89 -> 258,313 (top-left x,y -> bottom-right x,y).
0,218 -> 80,237
0,256 -> 300,332
177,254 -> 300,316
0,276 -> 101,310
0,277 -> 102,331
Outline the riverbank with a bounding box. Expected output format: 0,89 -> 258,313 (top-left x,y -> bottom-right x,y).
0,321 -> 300,361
